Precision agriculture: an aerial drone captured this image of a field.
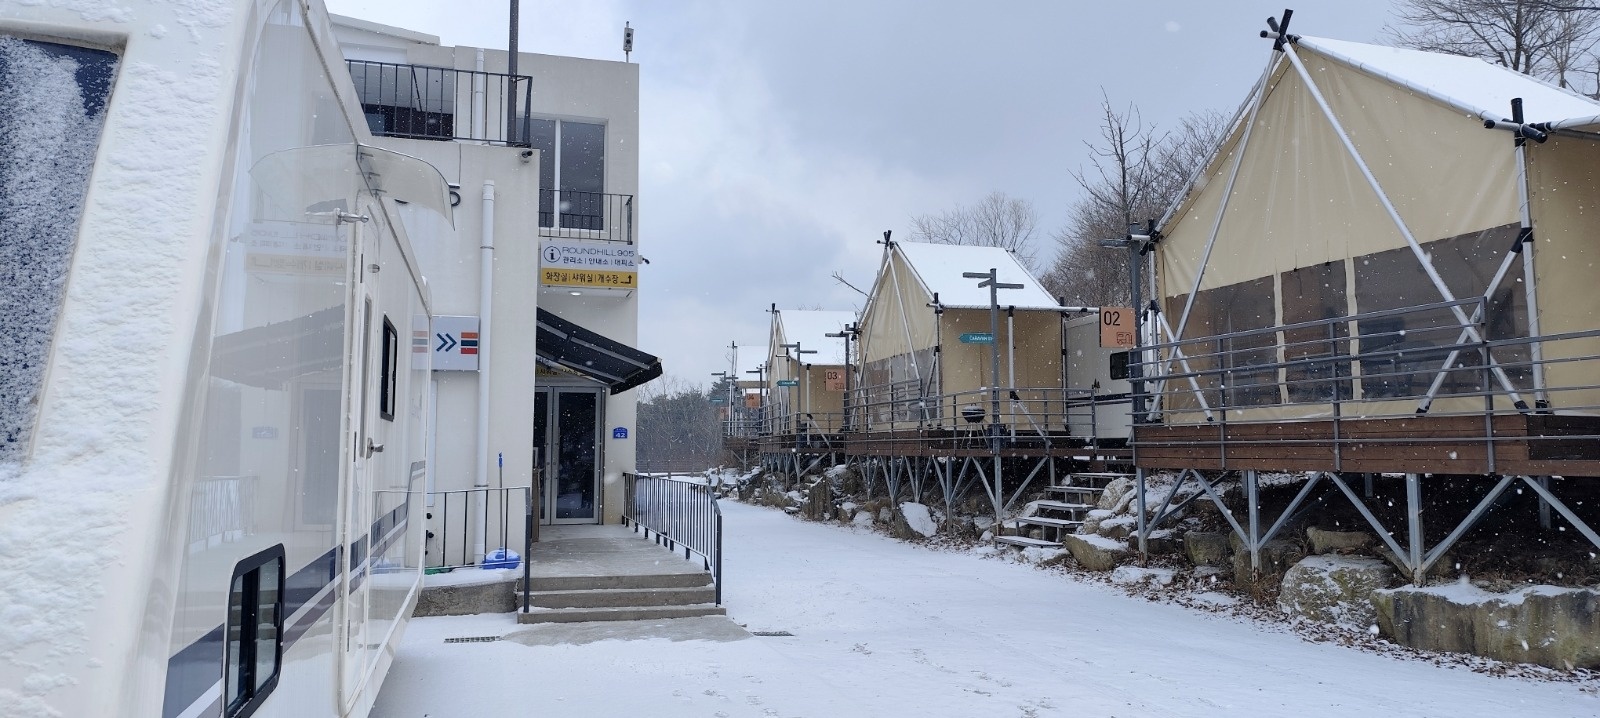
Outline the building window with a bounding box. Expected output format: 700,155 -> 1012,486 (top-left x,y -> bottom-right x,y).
380,317 -> 398,421
225,545 -> 284,718
522,118 -> 606,229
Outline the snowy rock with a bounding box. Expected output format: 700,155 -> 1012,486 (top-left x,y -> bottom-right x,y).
1021,546 -> 1069,566
1231,536 -> 1305,592
1130,529 -> 1179,555
1373,581 -> 1600,669
851,511 -> 874,528
1079,508 -> 1114,535
1096,516 -> 1136,540
1184,531 -> 1233,567
1306,526 -> 1374,555
877,507 -> 892,524
1096,477 -> 1134,511
802,480 -> 833,520
1061,533 -> 1133,572
1277,555 -> 1395,630
895,502 -> 938,539
1111,565 -> 1177,587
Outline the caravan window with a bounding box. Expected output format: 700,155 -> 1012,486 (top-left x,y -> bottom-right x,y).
224,546 -> 284,717
380,317 -> 398,421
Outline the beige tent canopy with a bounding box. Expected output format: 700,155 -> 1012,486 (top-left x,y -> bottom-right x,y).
765,308 -> 856,435
1147,33 -> 1600,424
855,240 -> 1130,438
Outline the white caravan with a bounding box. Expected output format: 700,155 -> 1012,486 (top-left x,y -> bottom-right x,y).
0,1 -> 447,717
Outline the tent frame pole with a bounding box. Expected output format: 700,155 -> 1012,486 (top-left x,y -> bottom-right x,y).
1510,100 -> 1550,409
1282,44 -> 1529,411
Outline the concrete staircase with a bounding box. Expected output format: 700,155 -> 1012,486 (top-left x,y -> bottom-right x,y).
995,471 -> 1129,549
514,525 -> 724,624
515,571 -> 724,624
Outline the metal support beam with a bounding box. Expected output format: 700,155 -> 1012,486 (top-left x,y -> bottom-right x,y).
1326,472 -> 1412,573
1406,473 -> 1424,585
1522,475 -> 1600,551
1421,474 -> 1515,576
1135,468 -> 1148,554
1246,470 -> 1261,571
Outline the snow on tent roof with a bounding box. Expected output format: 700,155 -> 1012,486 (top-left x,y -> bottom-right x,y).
895,242 -> 1058,310
1300,36 -> 1600,123
777,310 -> 856,365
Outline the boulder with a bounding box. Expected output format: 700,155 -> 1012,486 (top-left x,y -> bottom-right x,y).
839,502 -> 859,524
1374,581 -> 1600,670
1061,533 -> 1133,572
1096,477 -> 1134,511
1184,531 -> 1232,567
1231,535 -> 1305,593
1097,516 -> 1137,541
850,511 -> 874,528
1306,526 -> 1374,555
894,502 -> 938,539
1080,509 -> 1115,535
801,480 -> 833,520
1129,529 -> 1179,555
1278,555 -> 1396,630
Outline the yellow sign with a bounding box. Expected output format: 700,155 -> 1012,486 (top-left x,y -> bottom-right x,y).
540,268 -> 638,289
1100,306 -> 1135,348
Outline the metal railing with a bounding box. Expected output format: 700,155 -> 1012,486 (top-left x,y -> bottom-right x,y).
188,475 -> 258,551
346,60 -> 533,146
537,189 -> 634,243
426,486 -> 533,570
1133,297 -> 1532,422
622,473 -> 723,605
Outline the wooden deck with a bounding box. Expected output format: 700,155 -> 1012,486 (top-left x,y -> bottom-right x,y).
1133,413 -> 1600,476
748,429 -> 1131,462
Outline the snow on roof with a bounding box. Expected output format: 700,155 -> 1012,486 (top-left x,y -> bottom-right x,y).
776,310 -> 855,365
895,242 -> 1059,310
1300,36 -> 1600,123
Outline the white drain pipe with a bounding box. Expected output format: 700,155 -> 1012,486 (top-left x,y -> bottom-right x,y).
475,180 -> 495,563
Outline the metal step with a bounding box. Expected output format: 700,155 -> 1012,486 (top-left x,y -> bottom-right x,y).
1032,500 -> 1094,513
1018,516 -> 1082,529
1044,485 -> 1103,495
994,535 -> 1062,549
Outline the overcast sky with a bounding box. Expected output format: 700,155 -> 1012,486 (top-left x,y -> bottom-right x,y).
324,0 -> 1397,387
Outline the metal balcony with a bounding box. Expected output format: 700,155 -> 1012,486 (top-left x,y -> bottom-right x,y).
538,189 -> 634,244
346,59 -> 533,146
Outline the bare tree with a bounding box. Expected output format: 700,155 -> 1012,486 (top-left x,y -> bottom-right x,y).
1388,0 -> 1600,94
1043,95 -> 1226,308
908,191 -> 1040,269
636,375 -> 725,472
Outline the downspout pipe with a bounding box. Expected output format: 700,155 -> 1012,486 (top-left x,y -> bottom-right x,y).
475,180 -> 496,563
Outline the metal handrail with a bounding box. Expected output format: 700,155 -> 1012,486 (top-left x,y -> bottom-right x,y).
427,486 -> 532,569
537,189 -> 635,243
345,60 -> 533,146
621,473 -> 723,605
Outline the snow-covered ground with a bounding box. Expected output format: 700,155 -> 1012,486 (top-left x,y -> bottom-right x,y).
372,500 -> 1598,717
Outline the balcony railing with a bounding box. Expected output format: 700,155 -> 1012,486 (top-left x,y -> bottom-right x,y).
346,60 -> 533,146
538,189 -> 634,243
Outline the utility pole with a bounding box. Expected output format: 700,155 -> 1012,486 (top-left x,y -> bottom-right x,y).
507,0 -> 521,144
826,323 -> 858,432
962,268 -> 1023,451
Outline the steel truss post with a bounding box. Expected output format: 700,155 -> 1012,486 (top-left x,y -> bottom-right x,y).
1538,476 -> 1552,529
1135,468 -> 1148,554
1522,476 -> 1600,551
1406,474 -> 1423,584
1246,470 -> 1261,572
1003,457 -> 1052,514
1327,472 -> 1413,574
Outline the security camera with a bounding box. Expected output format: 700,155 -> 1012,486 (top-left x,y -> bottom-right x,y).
519,149 -> 534,162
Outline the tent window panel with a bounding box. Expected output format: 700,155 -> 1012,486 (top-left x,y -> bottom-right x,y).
1281,263 -> 1351,403
1160,294 -> 1217,412
1354,225 -> 1526,399
1190,277 -> 1278,408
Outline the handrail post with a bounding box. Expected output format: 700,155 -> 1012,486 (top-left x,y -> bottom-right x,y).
522,487 -> 532,614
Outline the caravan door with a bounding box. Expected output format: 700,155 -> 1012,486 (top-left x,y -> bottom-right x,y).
339,202 -> 382,709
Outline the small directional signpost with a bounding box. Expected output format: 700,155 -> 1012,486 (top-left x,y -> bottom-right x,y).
959,332 -> 994,344
431,315 -> 480,371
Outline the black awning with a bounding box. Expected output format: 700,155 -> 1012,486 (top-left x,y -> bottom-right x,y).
209,305 -> 345,389
536,308 -> 662,394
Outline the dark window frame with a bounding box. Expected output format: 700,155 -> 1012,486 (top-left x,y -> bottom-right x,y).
379,316 -> 398,422
224,544 -> 285,718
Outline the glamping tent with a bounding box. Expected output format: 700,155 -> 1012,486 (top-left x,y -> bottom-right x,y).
1146,33 -> 1600,429
765,309 -> 856,436
854,240 -> 1130,440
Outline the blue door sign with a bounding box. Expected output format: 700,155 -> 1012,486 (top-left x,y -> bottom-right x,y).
612,427 -> 629,439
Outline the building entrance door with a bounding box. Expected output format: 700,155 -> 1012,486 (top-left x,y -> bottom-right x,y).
534,388 -> 603,524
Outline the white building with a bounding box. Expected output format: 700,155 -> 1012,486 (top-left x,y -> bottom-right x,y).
328,16 -> 658,533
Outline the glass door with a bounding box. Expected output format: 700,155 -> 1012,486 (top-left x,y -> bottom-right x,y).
535,388 -> 603,524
